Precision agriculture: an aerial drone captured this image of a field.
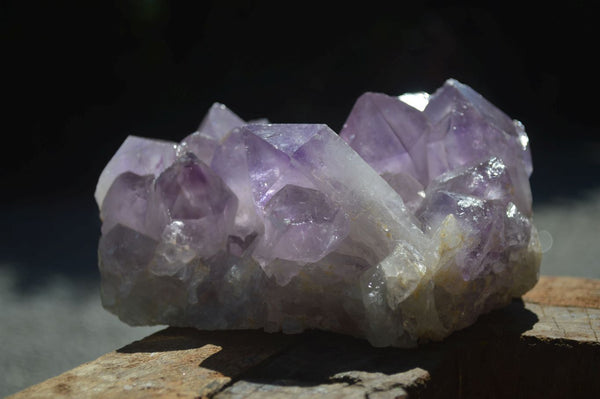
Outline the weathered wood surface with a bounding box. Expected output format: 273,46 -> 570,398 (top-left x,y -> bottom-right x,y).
9,276 -> 600,399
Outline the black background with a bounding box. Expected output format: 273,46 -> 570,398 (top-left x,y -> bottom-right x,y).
2,1 -> 598,287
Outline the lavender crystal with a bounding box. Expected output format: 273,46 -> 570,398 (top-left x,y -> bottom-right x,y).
96,80 -> 541,347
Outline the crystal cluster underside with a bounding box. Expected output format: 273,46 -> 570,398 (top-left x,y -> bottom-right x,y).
96,79 -> 541,347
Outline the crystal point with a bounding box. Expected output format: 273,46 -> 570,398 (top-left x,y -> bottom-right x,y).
97,79 -> 541,347
178,103 -> 246,166
259,184 -> 350,265
95,136 -> 177,208
340,92 -> 430,186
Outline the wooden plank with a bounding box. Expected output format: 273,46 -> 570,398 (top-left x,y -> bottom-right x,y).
9,276 -> 600,399
8,329 -> 296,399
524,303 -> 600,343
523,276 -> 600,309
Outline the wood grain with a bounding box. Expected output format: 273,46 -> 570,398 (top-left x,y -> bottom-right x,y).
8,329 -> 295,399
523,275 -> 600,309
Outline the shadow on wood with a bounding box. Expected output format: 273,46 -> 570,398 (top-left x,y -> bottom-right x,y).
210,299 -> 542,398
111,299 -> 544,398
9,277 -> 600,398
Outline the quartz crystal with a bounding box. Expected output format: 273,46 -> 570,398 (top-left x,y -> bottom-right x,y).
96,80 -> 541,347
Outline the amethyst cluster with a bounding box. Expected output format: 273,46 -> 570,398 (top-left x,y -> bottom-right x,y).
95,79 -> 541,347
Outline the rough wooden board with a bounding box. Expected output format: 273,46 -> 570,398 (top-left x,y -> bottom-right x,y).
8,329 -> 296,399
215,370 -> 432,399
523,275 -> 600,309
522,276 -> 600,343
9,276 -> 600,399
524,303 -> 600,343
215,369 -> 429,399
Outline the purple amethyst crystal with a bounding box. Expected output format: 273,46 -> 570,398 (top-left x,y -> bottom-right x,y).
179,103 -> 247,165
96,81 -> 541,347
95,135 -> 177,208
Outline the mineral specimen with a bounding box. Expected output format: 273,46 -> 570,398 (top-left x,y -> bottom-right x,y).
96,79 -> 541,347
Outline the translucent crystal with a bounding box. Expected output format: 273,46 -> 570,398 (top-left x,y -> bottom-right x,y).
96,79 -> 541,347
95,136 -> 177,208
180,103 -> 246,165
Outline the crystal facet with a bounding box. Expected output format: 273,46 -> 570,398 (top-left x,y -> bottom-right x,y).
96,80 -> 541,347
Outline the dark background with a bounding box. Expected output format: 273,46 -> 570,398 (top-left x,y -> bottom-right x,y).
2,1 -> 598,288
